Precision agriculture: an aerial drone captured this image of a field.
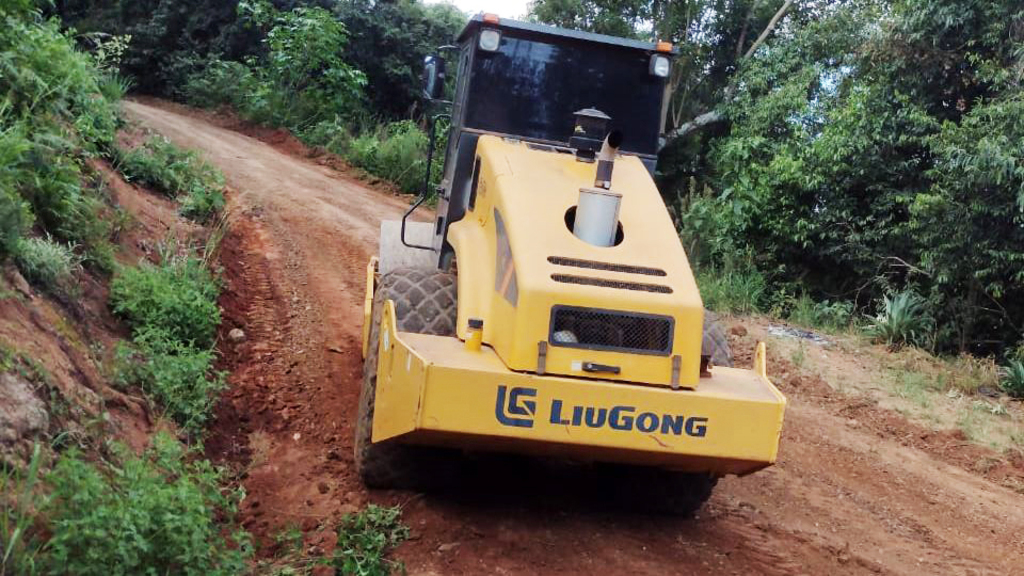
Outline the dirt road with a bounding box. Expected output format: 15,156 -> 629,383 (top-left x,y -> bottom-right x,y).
124,100 -> 1024,575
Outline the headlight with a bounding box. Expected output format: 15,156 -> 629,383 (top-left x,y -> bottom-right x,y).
479,29 -> 501,52
649,54 -> 670,78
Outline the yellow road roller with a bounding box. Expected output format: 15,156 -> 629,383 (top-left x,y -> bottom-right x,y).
358,13 -> 786,515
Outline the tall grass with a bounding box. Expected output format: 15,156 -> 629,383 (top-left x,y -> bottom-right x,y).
12,236 -> 80,294
1,444 -> 44,575
341,120 -> 429,194
695,265 -> 768,315
786,293 -> 855,331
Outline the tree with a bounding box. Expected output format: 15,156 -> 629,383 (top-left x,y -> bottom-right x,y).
693,0 -> 1024,354
334,0 -> 465,120
528,0 -> 809,146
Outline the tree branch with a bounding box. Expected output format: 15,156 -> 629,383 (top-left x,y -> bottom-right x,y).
662,0 -> 798,147
744,0 -> 796,59
735,0 -> 764,60
662,110 -> 726,142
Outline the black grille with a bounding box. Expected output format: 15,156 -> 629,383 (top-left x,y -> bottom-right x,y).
551,274 -> 673,294
549,306 -> 673,356
548,256 -> 667,277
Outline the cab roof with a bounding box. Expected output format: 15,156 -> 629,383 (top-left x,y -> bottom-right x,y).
457,13 -> 679,55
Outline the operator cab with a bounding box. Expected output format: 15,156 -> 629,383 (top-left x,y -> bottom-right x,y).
413,14 -> 677,269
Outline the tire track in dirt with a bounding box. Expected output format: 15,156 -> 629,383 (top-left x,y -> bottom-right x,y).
124,100 -> 1024,575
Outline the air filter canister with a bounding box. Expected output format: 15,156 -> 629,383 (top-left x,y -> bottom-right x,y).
573,187 -> 622,247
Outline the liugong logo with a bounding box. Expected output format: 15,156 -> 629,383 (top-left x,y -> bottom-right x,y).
494,385 -> 537,428
494,385 -> 708,437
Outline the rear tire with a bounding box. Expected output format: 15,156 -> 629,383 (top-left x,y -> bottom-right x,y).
609,467 -> 718,517
355,268 -> 458,489
703,311 -> 733,367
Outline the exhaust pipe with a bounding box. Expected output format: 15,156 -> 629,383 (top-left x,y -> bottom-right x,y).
573,131 -> 623,247
594,130 -> 623,189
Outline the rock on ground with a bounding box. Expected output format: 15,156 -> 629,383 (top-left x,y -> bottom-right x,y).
0,372 -> 49,463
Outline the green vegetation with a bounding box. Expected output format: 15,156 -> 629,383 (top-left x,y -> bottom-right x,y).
178,1 -> 442,194
1000,360 -> 1024,399
110,253 -> 221,347
340,120 -> 432,194
248,505 -> 410,575
1,444 -> 44,575
678,0 -> 1024,359
333,505 -> 410,576
58,0 -> 462,195
1,4 -> 243,573
116,136 -> 226,222
12,236 -> 81,295
0,435 -> 251,576
110,253 -> 224,434
892,368 -> 939,409
0,1 -> 124,272
867,291 -> 934,351
786,295 -> 855,332
44,435 -> 249,575
53,0 -> 1024,361
694,263 -> 768,316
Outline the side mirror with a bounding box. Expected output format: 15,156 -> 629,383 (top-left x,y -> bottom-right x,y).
422,55 -> 446,101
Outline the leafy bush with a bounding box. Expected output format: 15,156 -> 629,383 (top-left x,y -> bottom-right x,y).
43,433 -> 250,575
867,291 -> 933,350
374,121 -> 429,194
0,10 -> 120,151
695,264 -> 768,315
180,182 -> 227,223
183,59 -> 254,110
125,328 -> 226,434
15,131 -> 115,271
0,9 -> 121,269
110,254 -> 224,435
338,121 -> 430,194
110,256 -> 221,348
116,136 -> 226,221
333,505 -> 409,576
1000,360 -> 1024,399
300,118 -> 353,152
787,294 -> 855,331
12,236 -> 80,293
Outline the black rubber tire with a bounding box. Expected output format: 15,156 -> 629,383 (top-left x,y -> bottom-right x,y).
608,467 -> 718,517
355,268 -> 458,489
703,311 -> 733,368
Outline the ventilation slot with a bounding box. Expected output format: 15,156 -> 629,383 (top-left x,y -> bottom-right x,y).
548,256 -> 666,276
551,274 -> 673,294
550,306 -> 673,355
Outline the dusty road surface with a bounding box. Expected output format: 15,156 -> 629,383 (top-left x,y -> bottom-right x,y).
124,100 -> 1024,575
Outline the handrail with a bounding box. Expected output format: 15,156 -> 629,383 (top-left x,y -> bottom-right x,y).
401,112 -> 450,250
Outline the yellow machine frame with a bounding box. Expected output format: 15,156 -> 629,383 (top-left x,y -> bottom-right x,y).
363,297 -> 786,475
363,134 -> 788,474
445,136 -> 706,389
